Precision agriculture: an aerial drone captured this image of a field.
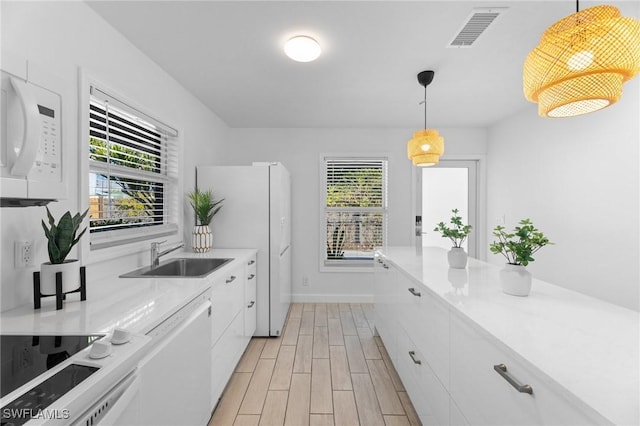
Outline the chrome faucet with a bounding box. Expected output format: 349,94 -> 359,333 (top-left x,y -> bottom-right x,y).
150,240 -> 185,267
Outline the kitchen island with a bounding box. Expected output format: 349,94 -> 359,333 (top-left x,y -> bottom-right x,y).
375,246 -> 639,426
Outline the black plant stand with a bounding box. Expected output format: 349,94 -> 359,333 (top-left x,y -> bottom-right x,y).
33,266 -> 86,310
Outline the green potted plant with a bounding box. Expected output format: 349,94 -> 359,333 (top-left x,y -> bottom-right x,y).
433,208 -> 472,269
41,207 -> 88,294
187,188 -> 224,253
489,218 -> 552,296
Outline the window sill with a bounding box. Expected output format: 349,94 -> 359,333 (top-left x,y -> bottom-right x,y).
320,258 -> 375,273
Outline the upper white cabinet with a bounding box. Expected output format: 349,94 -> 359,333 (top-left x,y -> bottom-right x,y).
373,247 -> 636,426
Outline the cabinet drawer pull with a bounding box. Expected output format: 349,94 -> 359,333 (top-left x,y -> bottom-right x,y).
408,287 -> 421,297
248,274 -> 255,280
408,351 -> 422,365
382,264 -> 389,269
248,260 -> 255,265
493,364 -> 533,394
226,275 -> 237,284
377,258 -> 383,264
247,301 -> 255,308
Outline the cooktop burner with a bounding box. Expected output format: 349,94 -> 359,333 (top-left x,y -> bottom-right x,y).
0,335 -> 103,399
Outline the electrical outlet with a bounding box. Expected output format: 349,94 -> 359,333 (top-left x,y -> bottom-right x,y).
14,241 -> 34,268
302,275 -> 309,286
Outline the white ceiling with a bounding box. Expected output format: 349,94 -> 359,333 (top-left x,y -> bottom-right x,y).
88,0 -> 634,129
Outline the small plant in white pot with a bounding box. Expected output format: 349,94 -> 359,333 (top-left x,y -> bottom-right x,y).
489,218 -> 552,297
187,188 -> 224,253
41,207 -> 88,294
434,209 -> 472,269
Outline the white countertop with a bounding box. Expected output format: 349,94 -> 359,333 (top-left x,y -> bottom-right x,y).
0,249 -> 256,336
377,246 -> 639,426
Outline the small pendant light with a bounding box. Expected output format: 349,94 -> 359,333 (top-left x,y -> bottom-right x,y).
523,1 -> 640,117
407,70 -> 444,167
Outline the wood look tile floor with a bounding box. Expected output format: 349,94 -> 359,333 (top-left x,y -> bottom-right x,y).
209,303 -> 421,426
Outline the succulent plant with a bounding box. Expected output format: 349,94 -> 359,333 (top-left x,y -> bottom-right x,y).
41,207 -> 88,264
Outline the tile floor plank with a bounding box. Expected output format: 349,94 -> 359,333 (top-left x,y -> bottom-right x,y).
290,303 -> 303,319
340,311 -> 357,336
344,335 -> 368,373
282,317 -> 301,346
383,415 -> 411,426
374,336 -> 384,347
293,334 -> 313,373
379,346 -> 405,392
310,414 -> 335,426
234,414 -> 260,426
329,346 -> 353,391
366,359 -> 405,415
284,374 -> 311,426
357,327 -> 382,360
313,326 -> 330,359
236,338 -> 267,372
333,391 -> 360,426
327,304 -> 340,319
238,358 -> 276,415
261,337 -> 282,359
270,345 -> 296,390
350,305 -> 369,328
351,373 -> 385,426
304,303 -> 315,312
339,303 -> 351,312
209,372 -> 252,426
301,311 -> 315,335
328,318 -> 344,346
259,390 -> 289,426
314,304 -> 328,327
398,392 -> 421,426
311,358 -> 333,414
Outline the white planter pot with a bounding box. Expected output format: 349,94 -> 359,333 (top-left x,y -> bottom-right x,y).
448,247 -> 468,269
40,260 -> 80,295
500,264 -> 532,297
192,225 -> 212,253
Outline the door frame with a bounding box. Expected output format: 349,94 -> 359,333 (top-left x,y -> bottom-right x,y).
411,155 -> 487,261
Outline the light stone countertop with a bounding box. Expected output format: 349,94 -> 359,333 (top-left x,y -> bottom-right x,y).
0,249 -> 256,336
377,246 -> 639,426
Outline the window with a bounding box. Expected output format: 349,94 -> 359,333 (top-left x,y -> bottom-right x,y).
88,86 -> 179,248
322,156 -> 388,267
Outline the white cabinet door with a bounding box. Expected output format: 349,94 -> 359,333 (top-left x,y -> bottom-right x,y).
373,256 -> 397,360
211,310 -> 246,409
450,314 -> 607,426
211,263 -> 244,345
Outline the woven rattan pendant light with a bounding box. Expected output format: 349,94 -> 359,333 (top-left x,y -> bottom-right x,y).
407,71 -> 444,167
523,2 -> 640,118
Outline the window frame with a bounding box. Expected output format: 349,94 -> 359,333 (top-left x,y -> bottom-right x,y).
79,72 -> 181,263
319,154 -> 389,272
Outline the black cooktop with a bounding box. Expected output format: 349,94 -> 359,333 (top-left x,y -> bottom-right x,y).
0,335 -> 103,399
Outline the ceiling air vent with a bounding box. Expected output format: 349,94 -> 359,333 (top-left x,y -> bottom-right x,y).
448,7 -> 507,48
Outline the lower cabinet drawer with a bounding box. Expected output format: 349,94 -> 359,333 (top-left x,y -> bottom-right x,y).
211,310 -> 246,410
450,314 -> 606,426
211,270 -> 243,345
396,326 -> 450,426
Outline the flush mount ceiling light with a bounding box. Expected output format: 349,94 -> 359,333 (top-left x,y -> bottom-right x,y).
523,2 -> 640,118
407,70 -> 444,167
284,36 -> 321,62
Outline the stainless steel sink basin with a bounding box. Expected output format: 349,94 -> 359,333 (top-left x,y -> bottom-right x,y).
120,258 -> 233,278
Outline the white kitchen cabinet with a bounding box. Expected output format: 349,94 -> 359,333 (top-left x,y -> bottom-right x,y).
211,308 -> 245,406
210,262 -> 245,346
244,255 -> 257,338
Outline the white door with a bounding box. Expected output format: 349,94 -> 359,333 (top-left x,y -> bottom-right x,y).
419,160 -> 478,258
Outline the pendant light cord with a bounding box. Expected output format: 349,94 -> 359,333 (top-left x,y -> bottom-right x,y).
576,0 -> 579,13
423,84 -> 427,130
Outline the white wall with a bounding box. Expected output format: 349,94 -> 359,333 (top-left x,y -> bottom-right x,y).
0,1 -> 229,311
223,128 -> 487,302
487,78 -> 639,311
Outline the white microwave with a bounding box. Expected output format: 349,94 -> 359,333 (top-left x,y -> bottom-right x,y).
1,56 -> 66,206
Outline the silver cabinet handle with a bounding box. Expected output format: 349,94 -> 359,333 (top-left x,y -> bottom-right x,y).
226,275 -> 237,284
408,288 -> 421,297
248,260 -> 255,265
248,274 -> 255,280
382,264 -> 389,269
247,301 -> 255,308
377,258 -> 383,264
493,364 -> 533,394
408,351 -> 421,365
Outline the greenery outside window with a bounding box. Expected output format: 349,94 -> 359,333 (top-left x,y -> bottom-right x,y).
322,156 -> 388,268
88,86 -> 178,249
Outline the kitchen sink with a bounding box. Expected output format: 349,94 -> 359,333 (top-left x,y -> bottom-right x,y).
120,258 -> 233,278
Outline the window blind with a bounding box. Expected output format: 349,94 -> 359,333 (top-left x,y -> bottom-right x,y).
88,87 -> 178,240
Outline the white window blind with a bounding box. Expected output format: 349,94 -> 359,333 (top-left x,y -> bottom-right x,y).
323,157 -> 388,265
88,86 -> 178,247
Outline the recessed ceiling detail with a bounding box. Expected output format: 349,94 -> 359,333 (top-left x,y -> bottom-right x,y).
284,36 -> 321,62
448,7 -> 507,48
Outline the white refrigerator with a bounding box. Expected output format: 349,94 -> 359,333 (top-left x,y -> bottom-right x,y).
197,162 -> 291,337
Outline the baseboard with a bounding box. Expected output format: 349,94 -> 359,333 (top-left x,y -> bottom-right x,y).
291,293 -> 374,303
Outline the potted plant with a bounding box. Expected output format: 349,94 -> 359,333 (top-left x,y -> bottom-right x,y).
489,218 -> 552,296
433,209 -> 472,269
187,188 -> 224,253
41,207 -> 88,294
